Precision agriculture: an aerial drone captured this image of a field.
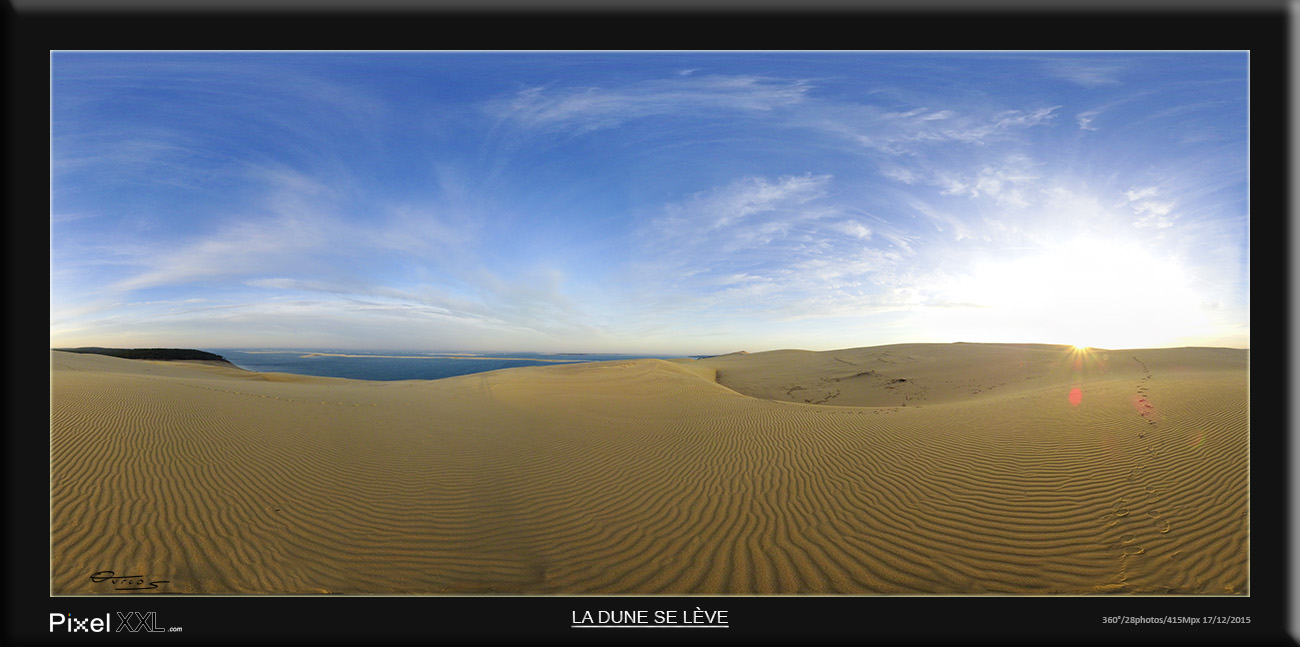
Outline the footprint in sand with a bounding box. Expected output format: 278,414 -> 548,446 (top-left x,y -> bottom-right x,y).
1144,509 -> 1172,533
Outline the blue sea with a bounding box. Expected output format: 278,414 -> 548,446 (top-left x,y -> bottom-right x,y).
207,349 -> 689,382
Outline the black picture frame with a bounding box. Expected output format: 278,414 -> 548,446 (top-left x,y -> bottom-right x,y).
15,2 -> 1287,645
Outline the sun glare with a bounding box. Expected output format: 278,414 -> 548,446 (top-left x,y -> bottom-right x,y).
941,234 -> 1214,350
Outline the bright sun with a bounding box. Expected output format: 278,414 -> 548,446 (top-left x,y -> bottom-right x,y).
937,235 -> 1215,349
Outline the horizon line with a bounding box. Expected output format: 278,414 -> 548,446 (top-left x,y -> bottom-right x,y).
50,341 -> 1252,355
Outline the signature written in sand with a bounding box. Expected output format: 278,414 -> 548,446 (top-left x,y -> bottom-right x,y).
89,571 -> 170,591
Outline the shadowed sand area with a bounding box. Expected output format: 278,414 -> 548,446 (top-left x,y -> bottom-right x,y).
50,343 -> 1248,595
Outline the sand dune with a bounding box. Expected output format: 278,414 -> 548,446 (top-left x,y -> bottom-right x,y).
49,343 -> 1248,595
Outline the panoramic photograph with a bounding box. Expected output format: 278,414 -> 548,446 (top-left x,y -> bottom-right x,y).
50,51 -> 1248,597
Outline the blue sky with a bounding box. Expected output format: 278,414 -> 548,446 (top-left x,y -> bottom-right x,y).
50,52 -> 1249,354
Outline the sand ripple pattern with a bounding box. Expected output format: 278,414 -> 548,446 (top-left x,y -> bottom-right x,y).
50,347 -> 1248,594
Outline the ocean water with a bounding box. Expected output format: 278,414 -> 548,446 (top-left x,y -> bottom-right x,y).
208,349 -> 686,382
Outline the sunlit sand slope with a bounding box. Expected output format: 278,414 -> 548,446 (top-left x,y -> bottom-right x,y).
50,344 -> 1248,594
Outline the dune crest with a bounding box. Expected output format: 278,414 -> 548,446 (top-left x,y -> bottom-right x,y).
50,344 -> 1248,594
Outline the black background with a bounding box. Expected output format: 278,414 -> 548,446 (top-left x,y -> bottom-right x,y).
9,2 -> 1290,645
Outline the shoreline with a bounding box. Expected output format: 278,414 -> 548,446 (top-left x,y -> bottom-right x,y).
298,352 -> 585,362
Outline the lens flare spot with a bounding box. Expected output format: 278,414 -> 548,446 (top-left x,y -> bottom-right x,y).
1068,387 -> 1083,407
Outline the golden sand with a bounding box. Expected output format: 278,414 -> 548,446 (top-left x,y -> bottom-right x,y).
49,343 -> 1248,595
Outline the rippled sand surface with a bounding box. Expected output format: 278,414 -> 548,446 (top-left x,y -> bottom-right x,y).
50,344 -> 1248,594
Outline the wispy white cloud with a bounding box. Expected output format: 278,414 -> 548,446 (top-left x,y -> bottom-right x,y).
640,174 -> 840,283
900,198 -> 978,241
1075,110 -> 1100,131
657,173 -> 831,236
627,172 -> 926,326
843,105 -> 1061,154
489,74 -> 812,135
833,220 -> 872,240
97,157 -> 491,294
105,167 -> 339,293
1040,58 -> 1126,88
931,158 -> 1040,208
1122,187 -> 1178,230
52,59 -> 389,202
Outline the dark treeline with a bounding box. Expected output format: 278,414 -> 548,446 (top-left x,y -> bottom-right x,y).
52,347 -> 230,362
